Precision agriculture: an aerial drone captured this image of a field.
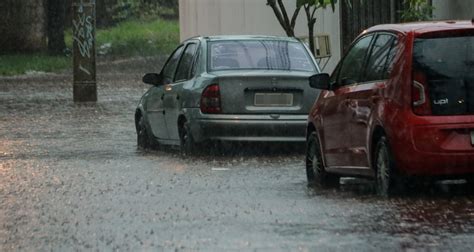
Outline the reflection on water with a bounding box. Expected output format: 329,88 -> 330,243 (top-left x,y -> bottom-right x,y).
303,177 -> 474,250
2,74 -> 474,251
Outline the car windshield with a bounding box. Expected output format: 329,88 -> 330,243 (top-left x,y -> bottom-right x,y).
208,40 -> 315,72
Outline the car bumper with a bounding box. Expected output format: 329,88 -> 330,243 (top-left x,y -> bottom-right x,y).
396,151 -> 474,177
392,119 -> 474,177
186,109 -> 307,142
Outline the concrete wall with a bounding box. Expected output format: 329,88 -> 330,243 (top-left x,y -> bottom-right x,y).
432,0 -> 474,20
179,0 -> 341,73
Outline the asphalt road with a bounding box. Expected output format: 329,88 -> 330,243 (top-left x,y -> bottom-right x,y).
1,61 -> 474,251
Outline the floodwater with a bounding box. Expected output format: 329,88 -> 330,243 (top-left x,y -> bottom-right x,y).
1,60 -> 474,251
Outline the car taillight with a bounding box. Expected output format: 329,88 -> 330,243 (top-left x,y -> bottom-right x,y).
200,84 -> 221,114
412,71 -> 432,115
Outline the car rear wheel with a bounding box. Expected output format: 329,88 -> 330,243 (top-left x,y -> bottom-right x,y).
180,122 -> 196,156
306,132 -> 339,188
137,116 -> 151,149
374,136 -> 400,196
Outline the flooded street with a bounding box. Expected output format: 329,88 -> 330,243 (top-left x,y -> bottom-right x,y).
1,62 -> 474,251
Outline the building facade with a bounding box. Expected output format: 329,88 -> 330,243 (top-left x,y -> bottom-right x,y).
179,0 -> 473,73
179,0 -> 342,72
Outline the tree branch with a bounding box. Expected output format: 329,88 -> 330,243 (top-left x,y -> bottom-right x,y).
290,6 -> 302,30
304,4 -> 311,23
277,0 -> 291,32
267,0 -> 294,37
311,5 -> 318,21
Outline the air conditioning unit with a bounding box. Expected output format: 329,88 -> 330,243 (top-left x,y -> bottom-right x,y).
299,34 -> 331,59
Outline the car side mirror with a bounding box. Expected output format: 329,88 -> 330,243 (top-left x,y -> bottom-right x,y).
142,73 -> 163,86
309,73 -> 330,90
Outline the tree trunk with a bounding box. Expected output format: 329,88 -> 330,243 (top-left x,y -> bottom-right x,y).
267,0 -> 300,37
308,18 -> 316,56
47,0 -> 66,55
304,5 -> 317,56
0,0 -> 47,52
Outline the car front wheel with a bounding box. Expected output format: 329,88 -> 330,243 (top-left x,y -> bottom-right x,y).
180,122 -> 197,155
306,132 -> 339,188
137,116 -> 151,149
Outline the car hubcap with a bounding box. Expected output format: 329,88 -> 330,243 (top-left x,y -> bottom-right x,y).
182,129 -> 188,145
139,125 -> 145,137
377,146 -> 389,195
138,120 -> 146,138
309,140 -> 321,176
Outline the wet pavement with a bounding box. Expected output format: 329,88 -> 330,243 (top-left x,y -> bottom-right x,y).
1,59 -> 474,251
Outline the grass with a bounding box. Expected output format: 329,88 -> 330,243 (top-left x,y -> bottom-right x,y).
65,18 -> 180,57
0,18 -> 179,76
0,53 -> 71,76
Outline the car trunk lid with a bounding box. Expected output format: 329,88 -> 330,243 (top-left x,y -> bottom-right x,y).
210,71 -> 319,114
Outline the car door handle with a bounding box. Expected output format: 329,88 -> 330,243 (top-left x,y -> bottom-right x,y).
349,100 -> 357,108
344,99 -> 356,107
370,96 -> 380,104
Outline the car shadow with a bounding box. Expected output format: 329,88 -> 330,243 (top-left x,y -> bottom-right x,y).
208,142 -> 306,157
139,142 -> 306,158
308,178 -> 474,198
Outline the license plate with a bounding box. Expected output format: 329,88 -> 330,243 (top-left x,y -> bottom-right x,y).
254,93 -> 293,107
471,131 -> 474,146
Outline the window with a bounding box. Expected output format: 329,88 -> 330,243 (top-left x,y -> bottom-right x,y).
336,35 -> 373,86
175,43 -> 198,82
364,34 -> 397,82
208,40 -> 315,72
162,45 -> 185,84
190,48 -> 201,78
413,35 -> 474,80
413,34 -> 474,115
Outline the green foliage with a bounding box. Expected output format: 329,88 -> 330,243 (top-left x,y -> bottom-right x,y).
1,18 -> 179,76
65,18 -> 179,57
0,53 -> 70,76
296,0 -> 336,10
400,0 -> 434,22
112,0 -> 178,22
97,18 -> 179,57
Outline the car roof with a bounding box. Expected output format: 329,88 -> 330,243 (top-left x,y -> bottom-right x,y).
183,35 -> 300,43
366,20 -> 474,35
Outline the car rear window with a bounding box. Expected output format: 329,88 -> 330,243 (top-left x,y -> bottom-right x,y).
413,32 -> 474,115
208,40 -> 316,72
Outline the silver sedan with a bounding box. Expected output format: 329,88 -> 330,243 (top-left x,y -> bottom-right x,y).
135,35 -> 321,153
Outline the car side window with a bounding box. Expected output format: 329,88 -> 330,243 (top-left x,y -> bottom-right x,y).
364,34 -> 396,82
382,36 -> 398,79
190,48 -> 201,78
162,45 -> 185,84
175,43 -> 198,82
336,35 -> 374,87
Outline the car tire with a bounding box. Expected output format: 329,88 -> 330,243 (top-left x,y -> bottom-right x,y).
137,116 -> 151,149
464,178 -> 474,193
374,136 -> 400,197
306,132 -> 339,188
180,122 -> 197,156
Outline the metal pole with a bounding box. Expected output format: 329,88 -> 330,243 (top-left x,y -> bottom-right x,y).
72,0 -> 97,102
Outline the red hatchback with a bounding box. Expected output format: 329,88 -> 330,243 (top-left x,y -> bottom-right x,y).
306,21 -> 474,196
